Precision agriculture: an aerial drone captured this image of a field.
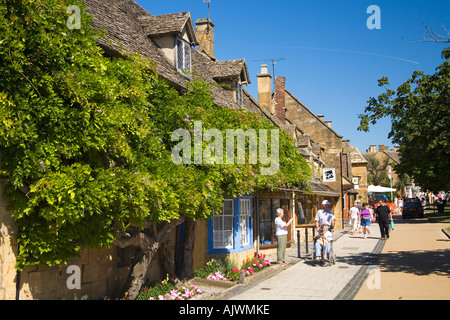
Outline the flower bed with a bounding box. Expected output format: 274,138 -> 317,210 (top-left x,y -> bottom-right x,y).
207,271 -> 228,281
130,275 -> 202,300
194,253 -> 272,282
128,253 -> 272,300
241,252 -> 272,276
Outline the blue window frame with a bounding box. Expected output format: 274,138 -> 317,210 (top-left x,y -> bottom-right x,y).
207,196 -> 253,254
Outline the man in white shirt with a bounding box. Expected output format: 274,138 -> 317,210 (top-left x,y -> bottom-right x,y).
274,208 -> 294,263
315,200 -> 335,231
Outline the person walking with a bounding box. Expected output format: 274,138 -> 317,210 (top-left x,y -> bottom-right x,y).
274,208 -> 294,263
398,197 -> 403,215
373,199 -> 393,240
360,203 -> 372,239
356,200 -> 363,233
315,200 -> 335,231
349,202 -> 360,234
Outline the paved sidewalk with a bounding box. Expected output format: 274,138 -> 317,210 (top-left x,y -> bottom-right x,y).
220,223 -> 384,300
354,218 -> 450,300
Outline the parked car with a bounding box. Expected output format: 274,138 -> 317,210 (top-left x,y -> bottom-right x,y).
402,200 -> 425,219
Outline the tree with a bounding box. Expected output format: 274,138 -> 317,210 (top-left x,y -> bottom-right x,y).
403,23 -> 450,44
358,47 -> 450,192
366,156 -> 390,187
0,0 -> 311,299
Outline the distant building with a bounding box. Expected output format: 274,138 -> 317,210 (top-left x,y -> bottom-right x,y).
349,145 -> 369,203
362,144 -> 402,199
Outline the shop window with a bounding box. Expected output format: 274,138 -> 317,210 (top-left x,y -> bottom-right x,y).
296,196 -> 314,225
258,198 -> 291,247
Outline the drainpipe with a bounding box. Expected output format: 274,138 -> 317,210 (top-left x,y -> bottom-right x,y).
255,195 -> 260,254
15,270 -> 21,300
291,192 -> 296,237
340,152 -> 344,229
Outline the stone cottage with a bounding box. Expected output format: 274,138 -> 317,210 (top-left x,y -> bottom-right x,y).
254,67 -> 358,230
0,0 -> 358,299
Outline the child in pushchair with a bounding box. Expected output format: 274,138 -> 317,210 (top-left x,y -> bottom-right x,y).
313,224 -> 336,265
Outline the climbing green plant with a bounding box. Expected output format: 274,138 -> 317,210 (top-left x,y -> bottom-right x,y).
0,0 -> 310,270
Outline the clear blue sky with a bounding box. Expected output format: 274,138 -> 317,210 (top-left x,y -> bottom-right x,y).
136,0 -> 449,153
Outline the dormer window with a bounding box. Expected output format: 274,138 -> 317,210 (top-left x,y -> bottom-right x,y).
208,59 -> 250,106
139,12 -> 198,75
176,37 -> 191,74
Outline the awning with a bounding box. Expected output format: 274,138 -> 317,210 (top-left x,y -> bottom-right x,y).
265,180 -> 340,197
346,189 -> 359,195
305,180 -> 340,197
368,185 -> 396,192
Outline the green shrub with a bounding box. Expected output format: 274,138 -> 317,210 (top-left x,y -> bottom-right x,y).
194,258 -> 239,280
135,275 -> 176,300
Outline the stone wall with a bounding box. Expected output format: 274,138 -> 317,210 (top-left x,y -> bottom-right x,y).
0,182 -> 17,300
0,181 -> 180,300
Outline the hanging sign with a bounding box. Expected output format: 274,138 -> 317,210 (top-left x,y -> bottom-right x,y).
323,168 -> 336,182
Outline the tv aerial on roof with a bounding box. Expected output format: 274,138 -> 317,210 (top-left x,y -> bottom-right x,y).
203,0 -> 211,30
252,58 -> 285,87
203,1 -> 211,18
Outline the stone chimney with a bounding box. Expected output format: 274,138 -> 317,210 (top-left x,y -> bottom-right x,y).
257,64 -> 272,110
324,120 -> 332,128
317,114 -> 324,122
343,139 -> 350,150
367,145 -> 376,152
195,18 -> 215,59
273,76 -> 286,123
378,144 -> 389,152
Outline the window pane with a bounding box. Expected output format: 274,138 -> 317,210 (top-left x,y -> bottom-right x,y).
240,199 -> 250,246
176,38 -> 183,72
213,200 -> 234,249
224,231 -> 233,247
224,216 -> 233,230
223,200 -> 233,216
184,41 -> 191,72
259,199 -> 270,221
272,199 -> 280,219
260,221 -> 272,245
297,200 -> 305,224
213,215 -> 222,230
